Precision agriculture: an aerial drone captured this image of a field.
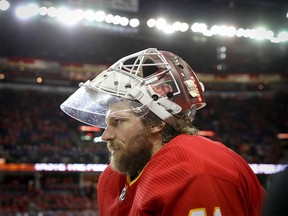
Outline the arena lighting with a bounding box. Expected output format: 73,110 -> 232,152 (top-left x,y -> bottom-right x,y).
147,18 -> 156,28
0,163 -> 286,174
276,31 -> 288,43
277,133 -> 288,139
104,13 -> 114,23
95,10 -> 105,22
84,9 -> 95,21
94,136 -> 103,143
0,158 -> 6,164
79,125 -> 101,132
36,77 -> 43,83
191,23 -> 278,41
210,25 -> 236,37
129,18 -> 140,27
0,0 -> 10,11
112,15 -> 121,25
150,18 -> 189,34
34,163 -> 108,172
163,24 -> 175,34
12,3 -> 137,28
15,3 -> 38,19
155,18 -> 166,30
191,23 -> 208,33
57,7 -> 84,25
38,6 -> 47,16
153,20 -> 286,42
249,164 -> 287,175
4,2 -> 288,43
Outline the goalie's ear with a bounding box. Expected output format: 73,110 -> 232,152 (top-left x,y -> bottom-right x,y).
148,121 -> 166,134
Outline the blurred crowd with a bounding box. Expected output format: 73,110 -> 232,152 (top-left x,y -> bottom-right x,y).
0,89 -> 108,165
0,173 -> 98,215
195,91 -> 288,164
1,88 -> 287,165
0,88 -> 287,215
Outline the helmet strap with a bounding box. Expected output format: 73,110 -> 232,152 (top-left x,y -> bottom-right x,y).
129,86 -> 178,126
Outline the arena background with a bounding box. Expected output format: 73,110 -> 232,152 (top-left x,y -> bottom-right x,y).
0,0 -> 287,215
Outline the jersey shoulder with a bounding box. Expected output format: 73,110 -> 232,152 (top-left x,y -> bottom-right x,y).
146,134 -> 252,184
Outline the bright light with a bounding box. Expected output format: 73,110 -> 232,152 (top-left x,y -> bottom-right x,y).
75,9 -> 84,20
15,3 -> 39,19
47,7 -> 57,18
264,30 -> 274,40
112,15 -> 121,25
277,133 -> 288,139
0,0 -> 10,11
57,7 -> 83,25
173,21 -> 189,32
225,26 -> 236,37
277,31 -> 288,42
191,23 -> 198,32
105,14 -> 114,23
35,163 -> 288,174
220,53 -> 226,59
249,164 -> 287,174
202,29 -> 213,37
217,64 -> 223,71
80,125 -> 101,132
249,28 -> 262,39
84,9 -> 95,21
213,25 -> 236,37
36,77 -> 43,83
219,46 -> 226,52
95,11 -> 105,22
94,136 -> 103,143
155,18 -> 166,30
38,6 -> 47,16
191,23 -> 207,33
129,18 -> 139,27
210,25 -> 220,35
172,21 -> 182,31
236,28 -> 245,37
180,22 -> 189,32
163,24 -> 175,34
243,29 -> 251,38
147,18 -> 156,28
5,2 -> 287,44
256,29 -> 267,40
270,37 -> 280,43
120,17 -> 129,26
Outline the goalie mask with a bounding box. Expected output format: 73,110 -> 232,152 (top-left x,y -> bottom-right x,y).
60,48 -> 206,128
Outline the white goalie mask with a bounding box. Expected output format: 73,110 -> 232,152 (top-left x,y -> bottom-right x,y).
60,48 -> 206,128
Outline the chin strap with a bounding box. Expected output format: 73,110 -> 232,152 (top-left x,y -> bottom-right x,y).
129,85 -> 180,126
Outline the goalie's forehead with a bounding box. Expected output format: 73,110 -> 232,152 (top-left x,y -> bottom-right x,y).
106,102 -> 133,117
106,99 -> 150,120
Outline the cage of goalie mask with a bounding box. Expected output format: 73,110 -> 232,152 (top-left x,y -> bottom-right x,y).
60,48 -> 206,128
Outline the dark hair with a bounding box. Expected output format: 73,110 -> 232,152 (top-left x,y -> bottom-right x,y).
141,111 -> 197,143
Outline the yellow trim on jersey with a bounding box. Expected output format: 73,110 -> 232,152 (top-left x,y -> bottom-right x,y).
126,164 -> 148,186
188,208 -> 207,216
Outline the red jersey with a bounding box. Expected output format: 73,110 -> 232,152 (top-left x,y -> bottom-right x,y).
97,135 -> 266,216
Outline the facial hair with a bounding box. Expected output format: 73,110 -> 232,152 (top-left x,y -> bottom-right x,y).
107,130 -> 153,177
